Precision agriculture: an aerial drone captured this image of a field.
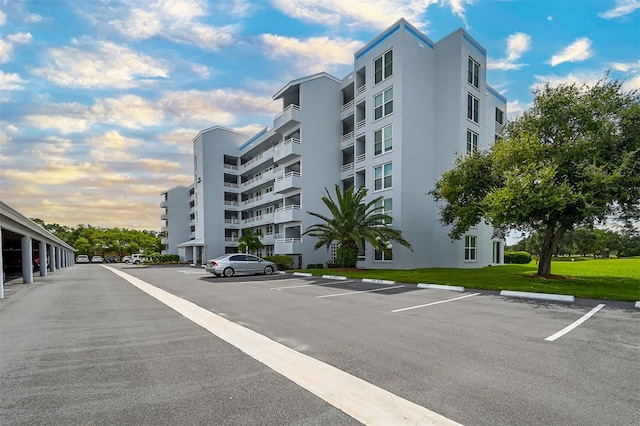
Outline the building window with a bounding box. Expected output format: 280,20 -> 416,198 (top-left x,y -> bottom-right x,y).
374,49 -> 393,84
374,198 -> 392,225
468,57 -> 479,88
265,206 -> 274,215
374,87 -> 393,120
466,130 -> 478,154
374,162 -> 392,191
465,235 -> 477,261
374,248 -> 393,261
495,107 -> 504,125
266,245 -> 274,257
467,93 -> 479,123
265,186 -> 273,193
265,225 -> 273,235
374,125 -> 393,155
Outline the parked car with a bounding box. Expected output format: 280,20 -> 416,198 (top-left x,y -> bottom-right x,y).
91,256 -> 104,263
76,255 -> 90,263
205,254 -> 277,277
123,254 -> 147,264
105,256 -> 117,263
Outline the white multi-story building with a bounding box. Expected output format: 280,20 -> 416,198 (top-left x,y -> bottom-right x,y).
162,19 -> 506,269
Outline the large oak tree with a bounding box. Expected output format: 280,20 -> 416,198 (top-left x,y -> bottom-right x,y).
431,77 -> 639,276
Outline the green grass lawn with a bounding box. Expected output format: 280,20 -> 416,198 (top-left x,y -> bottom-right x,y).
295,257 -> 640,302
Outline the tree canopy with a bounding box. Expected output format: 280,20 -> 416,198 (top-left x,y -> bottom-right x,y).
303,185 -> 412,267
431,76 -> 640,276
32,219 -> 162,258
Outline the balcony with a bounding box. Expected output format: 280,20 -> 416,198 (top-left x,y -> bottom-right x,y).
224,163 -> 239,172
224,218 -> 242,227
274,171 -> 301,194
224,182 -> 239,191
160,213 -> 168,220
341,131 -> 354,149
356,84 -> 366,97
342,99 -> 354,112
161,237 -> 168,244
273,137 -> 301,163
356,119 -> 366,133
275,237 -> 303,254
240,150 -> 270,173
273,104 -> 301,134
274,205 -> 302,224
356,153 -> 366,164
160,201 -> 168,208
160,226 -> 168,233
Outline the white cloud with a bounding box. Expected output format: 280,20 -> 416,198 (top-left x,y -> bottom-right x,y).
549,37 -> 592,66
260,34 -> 362,73
24,13 -> 44,23
269,0 -> 438,30
189,62 -> 211,78
530,71 -> 604,92
0,10 -> 6,27
29,136 -> 73,157
599,0 -> 640,18
24,114 -> 92,134
488,33 -> 531,70
109,0 -> 236,51
0,38 -> 10,62
135,158 -> 181,172
90,95 -> 164,129
160,89 -> 279,125
32,40 -> 168,89
0,70 -> 26,90
7,32 -> 32,44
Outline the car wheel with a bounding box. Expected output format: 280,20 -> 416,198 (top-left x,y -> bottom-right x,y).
223,267 -> 234,277
134,260 -> 140,264
125,260 -> 130,264
264,265 -> 274,275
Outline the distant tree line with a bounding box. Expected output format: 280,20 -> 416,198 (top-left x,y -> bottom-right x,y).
31,219 -> 162,259
508,223 -> 640,258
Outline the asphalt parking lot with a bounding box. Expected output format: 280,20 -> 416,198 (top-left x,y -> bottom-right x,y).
2,264 -> 639,425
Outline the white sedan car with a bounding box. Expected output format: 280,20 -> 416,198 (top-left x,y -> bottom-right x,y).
76,255 -> 90,263
205,254 -> 277,277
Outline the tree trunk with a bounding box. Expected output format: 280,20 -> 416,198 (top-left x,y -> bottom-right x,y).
538,225 -> 567,276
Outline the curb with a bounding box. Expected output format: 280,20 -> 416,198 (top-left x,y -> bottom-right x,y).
322,275 -> 348,280
293,272 -> 313,277
417,283 -> 465,292
362,278 -> 395,285
635,301 -> 640,309
500,290 -> 575,302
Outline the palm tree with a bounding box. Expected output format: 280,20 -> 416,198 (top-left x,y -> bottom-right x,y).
238,229 -> 264,254
303,185 -> 412,267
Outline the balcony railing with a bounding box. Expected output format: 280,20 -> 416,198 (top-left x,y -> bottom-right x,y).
275,171 -> 301,182
273,137 -> 300,151
160,201 -> 168,208
341,162 -> 354,172
356,153 -> 366,163
356,119 -> 366,130
224,163 -> 238,170
342,99 -> 354,112
275,238 -> 302,244
356,85 -> 366,97
341,131 -> 354,144
243,194 -> 263,205
224,200 -> 239,206
224,182 -> 239,189
275,204 -> 300,212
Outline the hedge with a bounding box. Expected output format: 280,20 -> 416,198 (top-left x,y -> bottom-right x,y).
266,255 -> 293,270
504,251 -> 533,264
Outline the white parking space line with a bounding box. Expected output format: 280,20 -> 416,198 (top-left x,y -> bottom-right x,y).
103,266 -> 460,426
316,285 -> 405,299
392,293 -> 481,313
176,269 -> 208,274
544,304 -> 606,342
271,281 -> 354,290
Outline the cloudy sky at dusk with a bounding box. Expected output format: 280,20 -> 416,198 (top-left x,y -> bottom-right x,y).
1,0 -> 638,231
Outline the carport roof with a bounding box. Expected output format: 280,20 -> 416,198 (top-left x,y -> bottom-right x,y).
0,201 -> 75,250
176,239 -> 206,248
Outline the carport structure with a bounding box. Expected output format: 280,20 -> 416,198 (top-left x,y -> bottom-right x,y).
1,201 -> 75,298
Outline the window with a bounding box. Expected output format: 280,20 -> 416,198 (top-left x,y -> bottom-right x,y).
465,235 -> 477,261
374,248 -> 393,261
374,125 -> 393,155
265,186 -> 273,193
265,225 -> 273,235
374,163 -> 392,190
467,93 -> 479,123
468,57 -> 479,88
265,206 -> 274,214
495,108 -> 504,125
374,49 -> 393,84
374,87 -> 393,120
466,130 -> 478,154
374,198 -> 393,225
266,246 -> 274,257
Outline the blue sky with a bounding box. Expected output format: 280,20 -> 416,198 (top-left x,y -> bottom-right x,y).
1,0 -> 638,230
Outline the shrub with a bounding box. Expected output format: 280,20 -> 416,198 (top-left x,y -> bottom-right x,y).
266,255 -> 293,270
307,264 -> 316,269
315,263 -> 324,269
504,251 -> 533,264
326,260 -> 339,268
336,245 -> 359,268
